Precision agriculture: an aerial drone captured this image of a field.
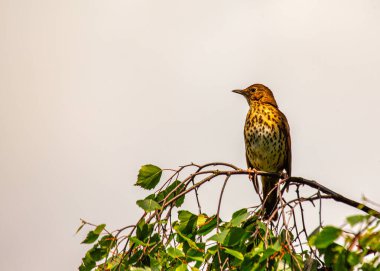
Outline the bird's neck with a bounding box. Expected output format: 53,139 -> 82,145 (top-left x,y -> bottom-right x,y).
250,101 -> 277,110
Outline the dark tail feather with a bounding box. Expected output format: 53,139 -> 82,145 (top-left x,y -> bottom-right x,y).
261,176 -> 279,220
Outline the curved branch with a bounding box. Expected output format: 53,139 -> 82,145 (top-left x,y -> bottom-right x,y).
160,168 -> 380,219
287,177 -> 380,219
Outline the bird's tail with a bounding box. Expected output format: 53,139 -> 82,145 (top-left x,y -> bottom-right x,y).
261,176 -> 279,220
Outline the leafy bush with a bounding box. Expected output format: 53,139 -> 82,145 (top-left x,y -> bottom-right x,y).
77,163 -> 380,271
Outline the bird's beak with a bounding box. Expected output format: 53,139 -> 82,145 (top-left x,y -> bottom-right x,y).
232,89 -> 245,95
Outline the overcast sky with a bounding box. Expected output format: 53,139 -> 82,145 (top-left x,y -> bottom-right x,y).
1,0 -> 380,270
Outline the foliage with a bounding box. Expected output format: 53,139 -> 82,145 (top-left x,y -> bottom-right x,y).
77,163 -> 380,270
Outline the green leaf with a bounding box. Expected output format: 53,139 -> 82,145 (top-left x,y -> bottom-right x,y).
178,210 -> 198,234
347,251 -> 361,267
81,224 -> 106,244
175,264 -> 188,271
136,199 -> 161,212
135,164 -> 162,190
94,224 -> 106,234
209,228 -> 249,247
154,180 -> 186,207
258,247 -> 277,261
149,255 -> 162,271
167,246 -> 185,258
241,215 -> 259,231
136,219 -> 154,242
80,251 -> 96,270
98,234 -> 116,249
224,248 -> 244,261
197,214 -> 208,226
346,214 -> 367,227
223,227 -> 248,246
230,208 -> 249,227
311,226 -> 342,249
307,226 -> 321,246
88,246 -> 107,261
186,248 -> 205,262
197,215 -> 217,236
232,208 -> 248,219
174,225 -> 202,251
209,229 -> 229,244
359,231 -> 380,251
81,231 -> 99,244
322,243 -> 344,267
129,236 -> 150,247
205,246 -> 219,262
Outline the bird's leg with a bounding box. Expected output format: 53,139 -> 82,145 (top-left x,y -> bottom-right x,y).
281,171 -> 290,192
249,167 -> 261,197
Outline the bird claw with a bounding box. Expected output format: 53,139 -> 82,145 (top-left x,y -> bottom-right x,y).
280,172 -> 290,192
248,168 -> 260,194
280,171 -> 289,179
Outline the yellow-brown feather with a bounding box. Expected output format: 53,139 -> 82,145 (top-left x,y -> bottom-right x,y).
242,86 -> 291,219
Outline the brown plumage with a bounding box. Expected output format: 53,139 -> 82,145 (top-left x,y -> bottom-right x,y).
233,84 -> 291,219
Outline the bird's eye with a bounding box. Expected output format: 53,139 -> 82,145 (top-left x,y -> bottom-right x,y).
251,88 -> 257,92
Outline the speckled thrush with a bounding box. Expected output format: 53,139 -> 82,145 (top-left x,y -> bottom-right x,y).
233,84 -> 291,219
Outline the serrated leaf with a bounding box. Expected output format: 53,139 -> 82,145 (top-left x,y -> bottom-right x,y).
346,214 -> 367,227
223,227 -> 248,246
174,225 -> 202,251
178,210 -> 197,234
260,247 -> 277,261
129,236 -> 150,247
311,226 -> 342,249
149,255 -> 162,271
198,215 -> 217,236
136,219 -> 154,242
167,246 -> 185,258
81,231 -> 99,244
80,251 -> 96,270
89,246 -> 107,261
175,264 -> 188,271
224,248 -> 244,261
230,209 -> 249,227
98,234 -> 116,249
197,214 -> 208,227
208,229 -> 229,244
232,208 -> 248,219
135,164 -> 162,190
309,226 -> 321,238
155,180 -> 186,207
206,245 -> 218,255
136,199 -> 161,212
93,224 -> 106,234
81,224 -> 106,244
186,248 -> 205,262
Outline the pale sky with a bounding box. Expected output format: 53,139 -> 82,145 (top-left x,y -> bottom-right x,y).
1,0 -> 380,270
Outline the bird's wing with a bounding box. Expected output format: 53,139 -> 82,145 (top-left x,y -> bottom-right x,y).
246,151 -> 260,194
281,112 -> 292,177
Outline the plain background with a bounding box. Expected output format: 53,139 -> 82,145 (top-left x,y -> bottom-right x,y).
1,0 -> 380,270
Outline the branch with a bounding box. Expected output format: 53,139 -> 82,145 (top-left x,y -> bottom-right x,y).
80,162 -> 380,271
287,177 -> 380,219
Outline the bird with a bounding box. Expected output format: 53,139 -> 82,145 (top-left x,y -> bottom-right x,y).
233,84 -> 291,220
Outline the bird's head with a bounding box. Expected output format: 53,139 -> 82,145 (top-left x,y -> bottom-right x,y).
232,84 -> 278,107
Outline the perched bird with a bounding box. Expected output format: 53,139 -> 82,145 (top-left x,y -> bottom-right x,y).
233,84 -> 291,219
